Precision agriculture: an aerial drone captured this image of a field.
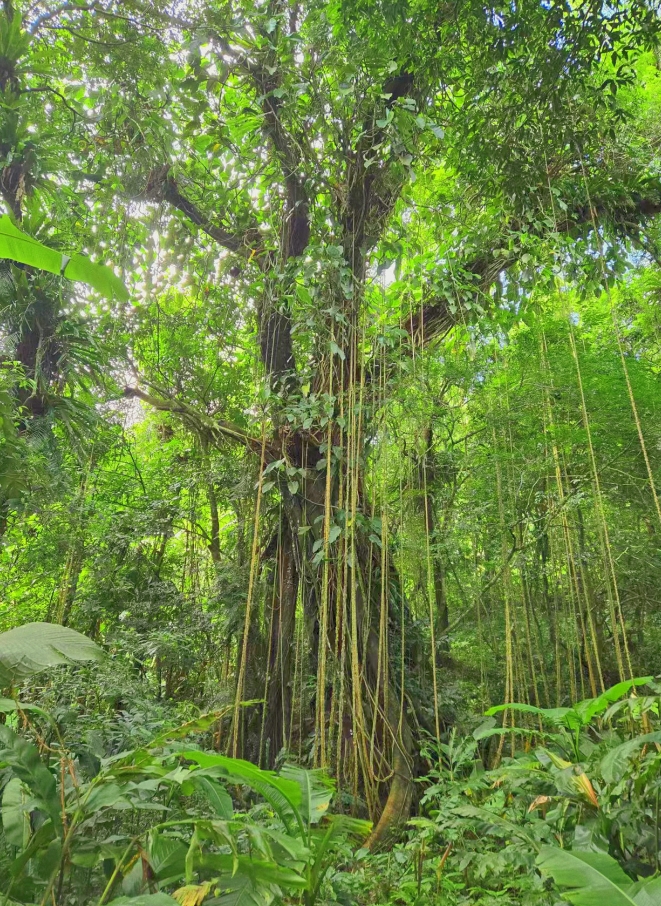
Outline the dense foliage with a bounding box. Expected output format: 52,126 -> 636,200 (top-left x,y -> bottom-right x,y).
3,0 -> 661,903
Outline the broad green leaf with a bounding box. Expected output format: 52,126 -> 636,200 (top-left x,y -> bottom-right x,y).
180,751 -> 301,831
601,731 -> 661,784
2,777 -> 30,847
34,838 -> 62,880
537,846 -> 637,905
485,702 -> 574,727
487,679 -> 653,731
107,896 -> 179,906
0,725 -> 61,834
280,764 -> 333,826
147,704 -> 243,748
630,877 -> 661,905
211,874 -> 275,906
452,804 -> 537,846
193,775 -> 233,818
63,253 -> 128,302
258,826 -> 310,863
0,215 -> 62,273
575,678 -> 653,724
83,782 -> 128,813
0,699 -> 54,723
0,216 -> 128,301
198,852 -> 307,888
148,832 -> 188,885
8,819 -> 56,878
321,813 -> 371,839
0,622 -> 103,686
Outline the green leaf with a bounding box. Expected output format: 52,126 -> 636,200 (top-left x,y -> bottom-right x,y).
63,254 -> 129,302
280,764 -> 333,826
211,875 -> 276,906
630,877 -> 661,905
0,216 -> 62,273
147,832 -> 188,885
536,846 -> 637,905
329,341 -> 345,360
452,804 -> 537,846
193,775 -> 233,818
485,702 -> 574,727
198,852 -> 307,888
2,777 -> 30,847
8,819 -> 56,878
0,622 -> 103,686
34,838 -> 62,880
0,725 -> 61,834
180,751 -> 301,831
0,699 -> 54,722
575,678 -> 653,724
0,216 -> 128,301
83,782 -> 128,813
486,679 -> 653,731
106,896 -> 179,906
600,731 -> 661,784
146,705 -> 240,749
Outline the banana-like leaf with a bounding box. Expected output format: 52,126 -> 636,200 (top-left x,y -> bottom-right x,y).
148,705 -> 238,748
107,896 -> 179,906
452,803 -> 538,846
0,725 -> 61,835
601,731 -> 661,784
0,622 -> 103,685
180,751 -> 301,832
485,701 -> 577,727
198,852 -> 307,888
147,832 -> 188,885
0,215 -> 128,301
2,777 -> 31,847
630,877 -> 661,905
487,678 -> 653,730
0,698 -> 54,723
193,775 -> 233,818
536,845 -> 661,905
210,875 -> 275,906
574,678 -> 654,725
280,764 -> 334,826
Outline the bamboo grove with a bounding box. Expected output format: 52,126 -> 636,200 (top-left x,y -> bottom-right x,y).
2,0 -> 661,850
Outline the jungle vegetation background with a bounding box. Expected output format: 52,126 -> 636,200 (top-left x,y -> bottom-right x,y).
3,0 -> 661,903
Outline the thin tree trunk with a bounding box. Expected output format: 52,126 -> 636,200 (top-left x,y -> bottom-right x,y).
262,523 -> 298,765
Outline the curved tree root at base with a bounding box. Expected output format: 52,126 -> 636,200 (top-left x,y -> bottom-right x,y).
365,719 -> 414,850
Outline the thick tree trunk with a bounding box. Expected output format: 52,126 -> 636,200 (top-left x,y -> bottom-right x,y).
271,463 -> 416,841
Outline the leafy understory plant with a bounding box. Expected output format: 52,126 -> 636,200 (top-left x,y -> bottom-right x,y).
481,677 -> 654,760
537,846 -> 661,905
0,703 -> 368,905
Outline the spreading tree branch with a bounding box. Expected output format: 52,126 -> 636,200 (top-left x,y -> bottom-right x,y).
409,186 -> 661,345
144,166 -> 263,259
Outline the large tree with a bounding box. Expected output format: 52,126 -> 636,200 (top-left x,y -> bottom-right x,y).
3,0 -> 661,841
